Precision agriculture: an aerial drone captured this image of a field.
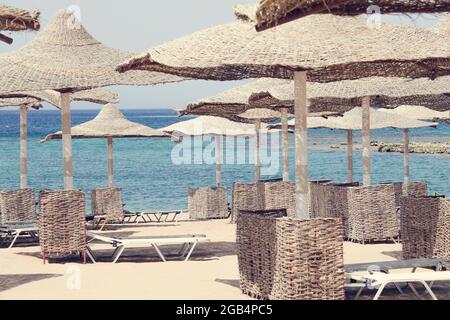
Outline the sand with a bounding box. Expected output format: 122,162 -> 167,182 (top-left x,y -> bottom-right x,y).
0,219 -> 447,300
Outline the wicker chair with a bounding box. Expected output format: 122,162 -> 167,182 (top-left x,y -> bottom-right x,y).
401,195 -> 450,260
188,186 -> 229,220
231,179 -> 295,223
0,189 -> 36,224
309,182 -> 399,243
237,209 -> 344,300
91,188 -> 124,230
39,189 -> 87,263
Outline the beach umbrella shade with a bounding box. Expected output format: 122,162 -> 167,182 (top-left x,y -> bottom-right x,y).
0,9 -> 184,190
254,0 -> 450,31
162,115 -> 273,186
117,5 -> 450,218
0,5 -> 40,44
182,88 -> 341,182
382,105 -> 450,122
0,88 -> 119,189
41,103 -> 171,188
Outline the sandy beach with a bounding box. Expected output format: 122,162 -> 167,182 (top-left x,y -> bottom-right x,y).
1,218 -> 448,300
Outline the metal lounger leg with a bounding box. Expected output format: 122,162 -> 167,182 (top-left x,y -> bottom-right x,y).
185,242 -> 197,261
152,243 -> 166,262
408,283 -> 424,300
8,231 -> 21,249
178,243 -> 188,256
373,283 -> 387,300
421,281 -> 438,300
353,286 -> 365,300
86,246 -> 97,263
112,245 -> 126,263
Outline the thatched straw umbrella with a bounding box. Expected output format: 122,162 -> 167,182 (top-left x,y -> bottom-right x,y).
41,104 -> 170,188
382,105 -> 450,122
0,89 -> 118,189
0,5 -> 40,44
181,83 -> 342,182
254,0 -> 450,31
269,106 -> 437,188
162,115 -> 271,186
118,6 -> 450,218
0,9 -> 183,190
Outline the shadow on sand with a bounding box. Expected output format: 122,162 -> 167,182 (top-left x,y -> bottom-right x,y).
0,274 -> 62,292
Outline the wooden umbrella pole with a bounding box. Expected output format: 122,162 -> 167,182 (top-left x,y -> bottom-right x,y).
294,71 -> 309,219
215,135 -> 222,187
107,137 -> 114,188
255,119 -> 261,182
60,92 -> 74,190
281,108 -> 290,182
19,105 -> 28,189
347,130 -> 353,183
362,96 -> 371,186
403,128 -> 410,194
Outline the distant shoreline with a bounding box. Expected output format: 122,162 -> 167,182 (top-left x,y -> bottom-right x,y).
328,141 -> 450,155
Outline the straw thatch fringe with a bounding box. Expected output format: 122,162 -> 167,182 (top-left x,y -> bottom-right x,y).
237,209 -> 345,300
254,0 -> 450,31
0,98 -> 42,109
401,195 -> 450,259
188,187 -> 229,220
0,189 -> 36,224
39,190 -> 87,260
118,14 -> 450,82
0,5 -> 40,32
182,78 -> 450,116
0,9 -> 185,94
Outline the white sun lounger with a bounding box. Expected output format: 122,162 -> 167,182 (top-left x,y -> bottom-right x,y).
0,221 -> 39,249
349,271 -> 450,300
123,210 -> 183,223
87,231 -> 210,263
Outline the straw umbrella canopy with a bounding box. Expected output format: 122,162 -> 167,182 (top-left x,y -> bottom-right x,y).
254,0 -> 450,31
0,88 -> 118,189
41,104 -> 171,188
118,5 -> 450,219
117,8 -> 450,83
0,5 -> 40,44
270,107 -> 437,187
0,9 -> 184,190
382,105 -> 450,121
162,115 -> 272,186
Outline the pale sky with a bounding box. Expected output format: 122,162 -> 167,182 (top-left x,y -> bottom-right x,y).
1,0 -> 446,110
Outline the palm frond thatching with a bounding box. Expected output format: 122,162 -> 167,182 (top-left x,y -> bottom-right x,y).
0,5 -> 40,32
118,9 -> 450,83
182,77 -> 450,117
0,9 -> 185,94
41,103 -> 170,141
255,0 -> 450,31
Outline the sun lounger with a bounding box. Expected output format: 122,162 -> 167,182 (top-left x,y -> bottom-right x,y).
123,210 -> 183,224
0,220 -> 39,249
86,231 -> 209,263
349,271 -> 450,300
345,258 -> 450,300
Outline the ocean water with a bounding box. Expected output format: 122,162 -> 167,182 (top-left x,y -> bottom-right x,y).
0,108 -> 449,213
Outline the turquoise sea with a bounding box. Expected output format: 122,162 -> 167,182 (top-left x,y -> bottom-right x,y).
0,108 -> 449,213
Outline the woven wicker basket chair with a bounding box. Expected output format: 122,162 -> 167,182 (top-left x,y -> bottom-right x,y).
91,188 -> 124,230
401,195 -> 450,260
237,209 -> 344,300
309,182 -> 400,243
39,190 -> 87,263
188,187 -> 229,220
231,179 -> 295,223
0,189 -> 36,224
